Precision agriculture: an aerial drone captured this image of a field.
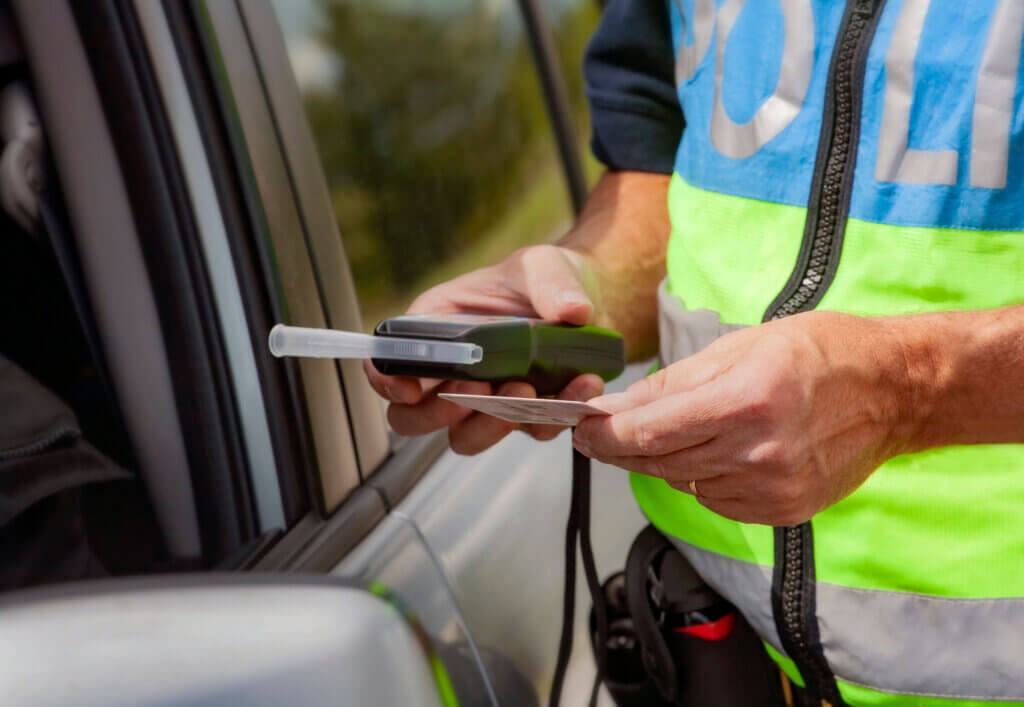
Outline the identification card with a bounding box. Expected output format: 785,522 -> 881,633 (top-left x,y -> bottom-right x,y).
439,393 -> 610,426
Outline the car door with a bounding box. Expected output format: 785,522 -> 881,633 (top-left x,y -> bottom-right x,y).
7,0 -> 648,704
240,1 -> 649,703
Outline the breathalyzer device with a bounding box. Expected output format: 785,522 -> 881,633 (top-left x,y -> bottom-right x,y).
268,314 -> 625,395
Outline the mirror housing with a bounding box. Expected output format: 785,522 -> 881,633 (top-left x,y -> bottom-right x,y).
0,575 -> 446,706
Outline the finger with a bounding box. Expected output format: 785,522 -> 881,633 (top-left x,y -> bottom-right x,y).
363,359 -> 424,405
576,432 -> 732,481
587,356 -> 722,414
695,496 -> 776,526
387,380 -> 491,436
691,472 -> 760,501
449,382 -> 535,455
580,440 -> 724,483
524,373 -> 605,441
574,388 -> 722,458
406,269 -> 506,315
407,266 -> 538,318
694,474 -> 809,527
525,422 -> 564,442
517,246 -> 593,324
663,473 -> 731,499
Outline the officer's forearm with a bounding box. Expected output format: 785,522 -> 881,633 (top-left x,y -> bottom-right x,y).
558,170 -> 671,360
891,305 -> 1024,451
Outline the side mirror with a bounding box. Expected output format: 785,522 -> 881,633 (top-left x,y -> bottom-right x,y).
0,575 -> 450,706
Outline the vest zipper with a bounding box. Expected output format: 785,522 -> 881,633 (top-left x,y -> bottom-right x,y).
762,0 -> 887,703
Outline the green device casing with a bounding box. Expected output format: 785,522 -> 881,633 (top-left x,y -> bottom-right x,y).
372,314 -> 625,395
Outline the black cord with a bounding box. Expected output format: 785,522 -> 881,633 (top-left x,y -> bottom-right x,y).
578,449 -> 608,707
548,451 -> 580,707
549,444 -> 608,707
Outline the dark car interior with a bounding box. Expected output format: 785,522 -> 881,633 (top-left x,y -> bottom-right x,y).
0,3 -> 164,590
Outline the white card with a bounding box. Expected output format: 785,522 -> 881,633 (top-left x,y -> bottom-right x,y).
439,393 -> 610,426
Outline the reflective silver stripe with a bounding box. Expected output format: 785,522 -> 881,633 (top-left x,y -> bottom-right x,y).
668,536 -> 1024,700
818,584 -> 1024,700
710,0 -> 815,159
971,0 -> 1024,190
673,0 -> 715,84
657,278 -> 745,366
875,0 -> 958,185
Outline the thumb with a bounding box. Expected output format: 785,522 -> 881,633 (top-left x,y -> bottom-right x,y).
517,246 -> 593,324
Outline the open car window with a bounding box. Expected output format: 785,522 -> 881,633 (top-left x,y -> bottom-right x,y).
1,1 -> 178,589
269,0 -> 601,332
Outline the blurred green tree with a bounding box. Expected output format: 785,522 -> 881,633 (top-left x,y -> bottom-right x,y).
302,0 -> 599,312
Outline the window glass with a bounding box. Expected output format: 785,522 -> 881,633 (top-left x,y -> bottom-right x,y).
271,0 -> 596,327
544,1 -> 604,187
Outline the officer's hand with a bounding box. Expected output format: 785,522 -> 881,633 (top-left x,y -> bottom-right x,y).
573,311 -> 913,525
364,244 -> 605,455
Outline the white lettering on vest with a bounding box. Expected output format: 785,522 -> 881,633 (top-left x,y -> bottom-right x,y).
877,0 -> 1024,188
710,0 -> 815,160
971,0 -> 1024,189
674,0 -> 715,84
875,0 -> 958,185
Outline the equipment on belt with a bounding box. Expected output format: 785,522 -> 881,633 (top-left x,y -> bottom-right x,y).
593,525 -> 785,707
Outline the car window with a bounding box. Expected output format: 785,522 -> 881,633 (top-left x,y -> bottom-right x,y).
548,2 -> 603,188
270,0 -> 601,328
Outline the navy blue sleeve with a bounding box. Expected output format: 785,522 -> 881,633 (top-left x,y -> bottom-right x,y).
583,0 -> 684,174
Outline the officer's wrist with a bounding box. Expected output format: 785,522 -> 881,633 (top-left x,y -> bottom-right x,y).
877,315 -> 949,456
881,307 -> 1024,452
803,311 -> 934,460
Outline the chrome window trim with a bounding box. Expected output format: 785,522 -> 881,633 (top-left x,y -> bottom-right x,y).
236,1 -> 390,477
196,0 -> 360,512
132,0 -> 285,532
253,487 -> 387,573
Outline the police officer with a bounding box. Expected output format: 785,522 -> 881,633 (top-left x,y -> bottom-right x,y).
366,1 -> 1024,704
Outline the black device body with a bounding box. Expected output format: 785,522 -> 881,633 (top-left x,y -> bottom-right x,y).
372,314 -> 625,396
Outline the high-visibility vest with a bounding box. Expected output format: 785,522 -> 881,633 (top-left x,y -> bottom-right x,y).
639,2 -> 1024,705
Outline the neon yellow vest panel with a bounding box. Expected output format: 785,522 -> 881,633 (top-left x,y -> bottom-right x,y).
636,1 -> 1024,704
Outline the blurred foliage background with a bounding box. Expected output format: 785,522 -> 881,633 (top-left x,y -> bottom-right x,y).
273,0 -> 602,326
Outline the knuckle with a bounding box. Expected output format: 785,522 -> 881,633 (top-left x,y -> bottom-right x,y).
526,424 -> 552,440
634,420 -> 670,456
767,480 -> 802,507
645,456 -> 671,481
667,478 -> 689,493
736,374 -> 801,425
746,440 -> 791,470
448,429 -> 480,456
648,370 -> 670,397
767,489 -> 808,526
738,394 -> 778,424
385,405 -> 411,435
518,244 -> 557,269
632,370 -> 669,402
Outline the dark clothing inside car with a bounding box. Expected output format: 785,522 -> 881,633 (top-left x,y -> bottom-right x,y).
0,354 -> 127,589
